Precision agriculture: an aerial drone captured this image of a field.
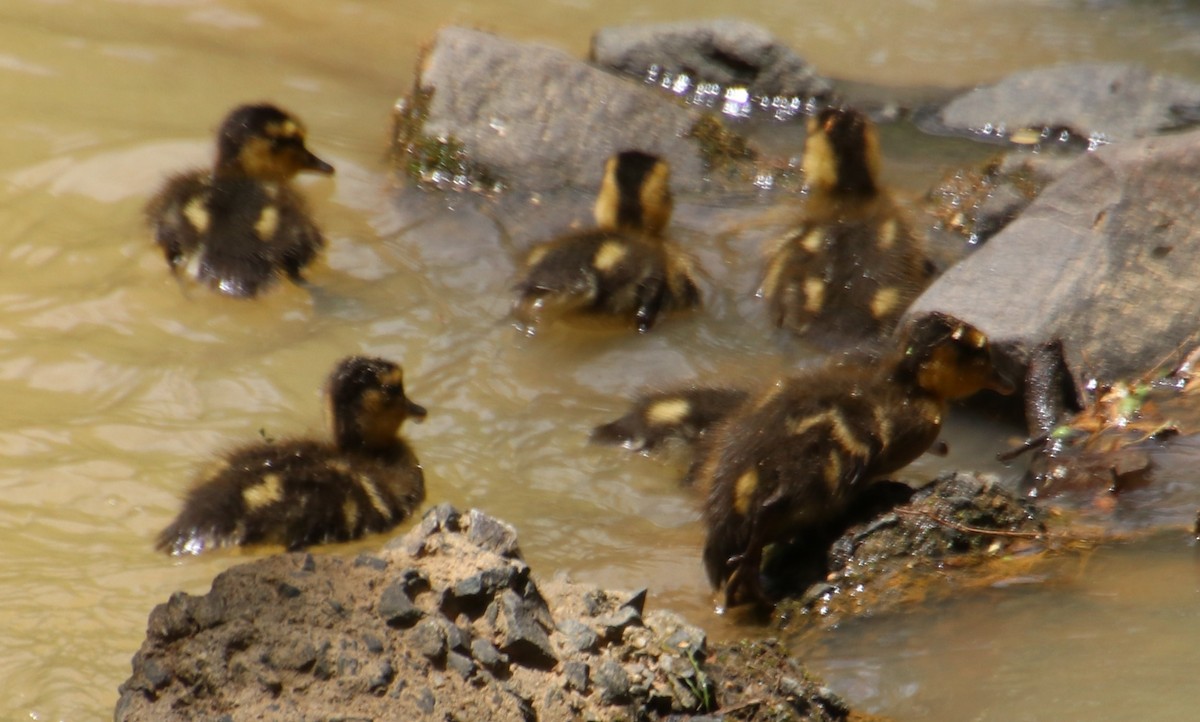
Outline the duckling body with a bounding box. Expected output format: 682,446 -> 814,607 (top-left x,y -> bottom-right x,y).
762,108 -> 933,344
146,103 -> 334,298
157,356 -> 426,555
698,314 -> 1011,608
590,386 -> 751,453
513,151 -> 701,333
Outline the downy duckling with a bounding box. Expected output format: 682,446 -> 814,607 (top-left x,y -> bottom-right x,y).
761,107 -> 933,344
157,356 -> 426,555
590,386 -> 751,453
699,313 -> 1012,608
512,150 -> 701,333
146,103 -> 335,298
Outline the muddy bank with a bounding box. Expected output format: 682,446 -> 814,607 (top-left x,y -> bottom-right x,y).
116,505 -> 875,722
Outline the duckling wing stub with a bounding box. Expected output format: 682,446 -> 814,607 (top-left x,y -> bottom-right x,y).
146,172 -> 210,271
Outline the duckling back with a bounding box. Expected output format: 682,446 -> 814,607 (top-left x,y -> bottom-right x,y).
762,107 -> 934,344
590,386 -> 751,453
512,150 -> 701,333
156,439 -> 424,555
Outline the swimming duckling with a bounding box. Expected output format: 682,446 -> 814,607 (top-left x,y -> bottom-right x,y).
590,386 -> 751,453
761,107 -> 933,344
146,103 -> 335,298
157,356 -> 426,555
698,313 -> 1012,608
512,150 -> 701,333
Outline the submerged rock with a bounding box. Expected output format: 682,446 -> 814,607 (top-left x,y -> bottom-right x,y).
392,26 -> 759,193
908,127 -> 1200,401
591,19 -> 835,120
116,505 -> 864,721
931,63 -> 1200,144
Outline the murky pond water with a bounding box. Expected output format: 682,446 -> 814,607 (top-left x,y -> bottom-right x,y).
1,1 -> 1198,719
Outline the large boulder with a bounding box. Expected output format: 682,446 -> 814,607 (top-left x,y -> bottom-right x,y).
393,27 -> 758,193
908,127 -> 1200,395
932,63 -> 1200,144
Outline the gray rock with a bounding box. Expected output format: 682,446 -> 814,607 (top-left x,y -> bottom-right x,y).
465,508 -> 521,557
395,26 -> 757,193
446,650 -> 476,679
470,637 -> 507,670
593,605 -> 642,642
410,618 -> 446,662
556,619 -> 599,654
594,658 -> 632,705
562,660 -> 589,693
494,589 -> 557,669
591,19 -> 833,103
935,63 -> 1200,143
378,581 -> 423,628
908,127 -> 1200,394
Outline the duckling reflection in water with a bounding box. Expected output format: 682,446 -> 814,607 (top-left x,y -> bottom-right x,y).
694,314 -> 1012,609
761,107 -> 934,345
157,356 -> 427,555
512,150 -> 702,334
146,103 -> 335,298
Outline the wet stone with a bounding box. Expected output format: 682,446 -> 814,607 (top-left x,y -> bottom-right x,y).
594,658 -> 632,705
556,619 -> 599,654
465,508 -> 520,557
378,581 -> 423,628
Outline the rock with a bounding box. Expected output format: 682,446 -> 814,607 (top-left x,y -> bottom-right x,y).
908,128 -> 1200,396
116,505 -> 863,721
392,26 -> 759,193
590,19 -> 834,118
465,508 -> 520,557
932,63 -> 1200,144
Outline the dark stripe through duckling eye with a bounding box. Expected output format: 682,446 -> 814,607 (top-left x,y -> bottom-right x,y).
818,109 -> 878,197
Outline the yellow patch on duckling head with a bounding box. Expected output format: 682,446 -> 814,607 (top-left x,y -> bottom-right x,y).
592,240 -> 628,273
594,157 -> 622,231
733,469 -> 758,517
356,473 -> 393,520
646,398 -> 690,425
803,277 -> 825,313
254,205 -> 279,240
183,196 -> 210,233
265,119 -> 303,140
243,473 -> 283,511
801,118 -> 839,192
877,220 -> 898,250
801,229 -> 825,253
870,287 -> 902,321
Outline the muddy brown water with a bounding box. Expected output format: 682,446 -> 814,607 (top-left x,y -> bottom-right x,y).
2,1 -> 1199,719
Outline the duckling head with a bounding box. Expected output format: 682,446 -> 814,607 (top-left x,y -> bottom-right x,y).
901,313 -> 1015,401
215,103 -> 335,182
326,356 -> 426,452
801,107 -> 881,197
593,150 -> 673,236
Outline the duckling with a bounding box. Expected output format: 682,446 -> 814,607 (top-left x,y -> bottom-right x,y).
590,386 -> 751,453
761,107 -> 933,344
512,150 -> 701,333
146,103 -> 335,298
157,356 -> 426,555
698,313 -> 1012,608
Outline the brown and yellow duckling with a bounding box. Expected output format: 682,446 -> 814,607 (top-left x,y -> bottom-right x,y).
512,150 -> 701,333
146,103 -> 335,298
761,107 -> 933,344
157,356 -> 426,555
698,313 -> 1012,609
590,386 -> 751,453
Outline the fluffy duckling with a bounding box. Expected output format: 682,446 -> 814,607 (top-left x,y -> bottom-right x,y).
146,103 -> 335,298
761,107 -> 933,344
157,356 -> 426,555
512,150 -> 701,333
698,313 -> 1012,609
590,386 -> 750,453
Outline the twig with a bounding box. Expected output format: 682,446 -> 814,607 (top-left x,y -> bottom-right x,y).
894,508 -> 1046,540
718,698 -> 764,717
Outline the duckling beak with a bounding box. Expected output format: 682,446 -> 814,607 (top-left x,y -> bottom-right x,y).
300,149 -> 335,175
406,399 -> 428,422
